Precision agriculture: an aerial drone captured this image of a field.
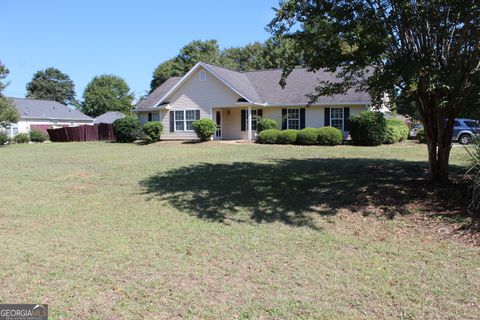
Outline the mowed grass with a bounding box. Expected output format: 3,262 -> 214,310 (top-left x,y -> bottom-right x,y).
0,141 -> 478,319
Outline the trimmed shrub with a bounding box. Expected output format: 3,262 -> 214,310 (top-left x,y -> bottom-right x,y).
349,111 -> 386,146
296,128 -> 319,145
143,121 -> 163,142
0,132 -> 7,145
317,126 -> 343,146
113,117 -> 141,143
30,130 -> 48,143
417,128 -> 426,143
257,129 -> 280,144
257,118 -> 278,133
386,118 -> 409,142
14,133 -> 30,144
192,119 -> 217,141
384,125 -> 402,144
277,129 -> 298,144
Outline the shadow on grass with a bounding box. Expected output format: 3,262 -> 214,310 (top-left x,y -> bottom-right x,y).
140,158 -> 469,229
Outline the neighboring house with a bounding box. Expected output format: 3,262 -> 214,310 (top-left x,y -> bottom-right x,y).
94,111 -> 125,124
3,98 -> 94,137
134,62 -> 374,140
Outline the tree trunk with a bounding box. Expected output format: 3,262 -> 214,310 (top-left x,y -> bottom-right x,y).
417,94 -> 455,183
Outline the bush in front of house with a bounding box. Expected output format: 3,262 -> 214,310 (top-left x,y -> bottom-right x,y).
257,118 -> 278,133
296,128 -> 319,145
29,130 -> 48,143
143,121 -> 163,143
14,133 -> 30,144
277,129 -> 298,144
0,132 -> 7,145
257,129 -> 280,144
384,118 -> 409,144
417,128 -> 426,143
384,125 -> 402,144
317,126 -> 343,146
349,111 -> 386,146
113,117 -> 141,143
192,119 -> 217,141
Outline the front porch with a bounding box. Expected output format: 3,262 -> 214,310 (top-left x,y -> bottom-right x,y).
212,106 -> 259,141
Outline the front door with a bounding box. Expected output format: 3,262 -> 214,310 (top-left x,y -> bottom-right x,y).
215,110 -> 222,139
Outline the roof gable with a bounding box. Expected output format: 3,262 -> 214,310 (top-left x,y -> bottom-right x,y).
156,62 -> 255,106
136,62 -> 372,110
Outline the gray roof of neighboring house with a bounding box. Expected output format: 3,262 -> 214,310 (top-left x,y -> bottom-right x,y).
135,62 -> 372,110
135,76 -> 182,110
94,111 -> 126,124
10,97 -> 94,121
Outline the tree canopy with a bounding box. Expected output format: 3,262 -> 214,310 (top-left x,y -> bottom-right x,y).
26,67 -> 76,106
150,39 -> 304,92
81,75 -> 134,118
0,61 -> 19,128
269,0 -> 480,181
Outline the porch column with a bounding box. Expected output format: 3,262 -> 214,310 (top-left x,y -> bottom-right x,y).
247,106 -> 252,141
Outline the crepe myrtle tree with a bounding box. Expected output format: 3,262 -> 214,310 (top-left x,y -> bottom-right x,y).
269,0 -> 480,182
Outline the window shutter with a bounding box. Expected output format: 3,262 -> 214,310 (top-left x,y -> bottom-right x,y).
300,108 -> 306,129
257,109 -> 263,118
282,109 -> 287,130
241,110 -> 246,131
324,107 -> 330,127
343,107 -> 350,131
195,110 -> 200,120
169,111 -> 174,132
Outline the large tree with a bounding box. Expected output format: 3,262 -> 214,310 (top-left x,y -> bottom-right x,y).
82,75 -> 134,117
26,67 -> 76,105
150,59 -> 183,93
269,0 -> 480,182
0,61 -> 19,127
150,40 -> 222,92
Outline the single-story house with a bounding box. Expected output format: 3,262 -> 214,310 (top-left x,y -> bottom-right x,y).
3,98 -> 94,137
134,62 -> 375,140
94,111 -> 125,124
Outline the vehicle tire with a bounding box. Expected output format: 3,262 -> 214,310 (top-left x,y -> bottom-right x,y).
459,134 -> 472,145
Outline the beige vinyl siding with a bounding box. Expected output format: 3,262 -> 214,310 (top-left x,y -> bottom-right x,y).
221,108 -> 247,140
262,105 -> 366,132
160,67 -> 242,140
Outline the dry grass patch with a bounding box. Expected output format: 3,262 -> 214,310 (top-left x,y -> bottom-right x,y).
0,141 -> 478,319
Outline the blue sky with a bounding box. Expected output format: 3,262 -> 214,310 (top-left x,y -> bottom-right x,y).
1,0 -> 279,101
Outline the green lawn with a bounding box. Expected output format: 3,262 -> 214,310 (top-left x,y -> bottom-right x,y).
0,141 -> 478,319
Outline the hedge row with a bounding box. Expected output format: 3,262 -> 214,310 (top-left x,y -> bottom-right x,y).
257,127 -> 343,145
0,130 -> 49,146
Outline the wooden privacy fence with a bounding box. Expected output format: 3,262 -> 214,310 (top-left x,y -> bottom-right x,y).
47,124 -> 115,142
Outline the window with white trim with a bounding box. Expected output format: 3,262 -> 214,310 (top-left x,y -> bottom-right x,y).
287,108 -> 300,129
330,108 -> 344,131
185,110 -> 196,130
148,112 -> 160,122
199,70 -> 206,81
175,110 -> 199,131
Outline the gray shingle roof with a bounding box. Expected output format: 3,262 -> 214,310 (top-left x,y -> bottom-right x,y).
136,62 -> 372,109
244,67 -> 371,105
135,76 -> 182,110
94,111 -> 126,124
11,98 -> 93,121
